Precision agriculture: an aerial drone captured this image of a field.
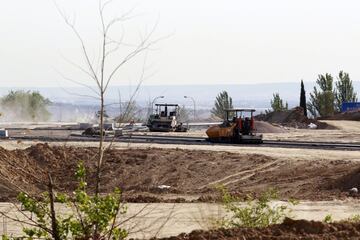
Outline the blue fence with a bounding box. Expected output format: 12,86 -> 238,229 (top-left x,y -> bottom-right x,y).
341,102 -> 360,112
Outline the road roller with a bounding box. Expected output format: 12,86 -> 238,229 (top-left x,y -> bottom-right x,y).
206,108 -> 263,144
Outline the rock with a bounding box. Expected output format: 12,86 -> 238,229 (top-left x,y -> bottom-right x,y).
349,187 -> 358,194
158,185 -> 171,190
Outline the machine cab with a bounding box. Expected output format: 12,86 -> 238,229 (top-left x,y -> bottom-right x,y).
147,103 -> 187,132
152,104 -> 179,120
206,108 -> 262,143
225,108 -> 256,135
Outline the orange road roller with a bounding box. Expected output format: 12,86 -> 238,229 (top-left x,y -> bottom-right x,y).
206,108 -> 263,144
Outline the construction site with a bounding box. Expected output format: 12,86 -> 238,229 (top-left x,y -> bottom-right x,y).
0,105 -> 359,238
2,0 -> 360,239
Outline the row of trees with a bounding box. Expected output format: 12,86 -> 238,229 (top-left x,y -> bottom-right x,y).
3,71 -> 357,123
272,71 -> 358,117
307,71 -> 357,117
211,70 -> 358,120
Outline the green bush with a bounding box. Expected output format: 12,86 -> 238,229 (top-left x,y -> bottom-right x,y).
324,214 -> 360,224
219,187 -> 295,228
323,214 -> 333,223
270,93 -> 288,112
347,214 -> 360,223
4,162 -> 127,240
1,90 -> 51,121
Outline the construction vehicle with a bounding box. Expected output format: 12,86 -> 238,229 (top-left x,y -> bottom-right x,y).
147,103 -> 188,132
206,108 -> 263,144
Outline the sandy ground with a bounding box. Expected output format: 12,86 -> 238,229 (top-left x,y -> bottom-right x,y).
1,200 -> 360,238
263,120 -> 360,143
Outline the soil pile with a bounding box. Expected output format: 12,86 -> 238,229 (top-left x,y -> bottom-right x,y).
256,107 -> 333,129
0,144 -> 278,200
328,166 -> 360,192
0,144 -> 358,202
255,121 -> 286,133
155,218 -> 360,240
320,109 -> 360,121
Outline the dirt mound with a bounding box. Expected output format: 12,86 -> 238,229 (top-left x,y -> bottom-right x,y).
0,144 -> 277,200
155,218 -> 360,239
255,121 -> 286,133
0,144 -> 357,201
327,166 -> 360,193
320,109 -> 360,121
256,107 -> 334,129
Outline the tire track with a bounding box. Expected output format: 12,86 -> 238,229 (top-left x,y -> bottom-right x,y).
198,159 -> 283,189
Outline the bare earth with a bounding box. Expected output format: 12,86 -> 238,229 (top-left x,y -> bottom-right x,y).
0,121 -> 360,238
0,120 -> 359,203
0,142 -> 359,202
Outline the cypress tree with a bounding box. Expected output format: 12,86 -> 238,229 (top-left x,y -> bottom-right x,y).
300,80 -> 307,117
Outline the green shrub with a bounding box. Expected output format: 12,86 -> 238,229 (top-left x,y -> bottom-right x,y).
1,90 -> 51,121
219,187 -> 295,228
323,214 -> 333,223
345,214 -> 360,223
4,162 -> 127,240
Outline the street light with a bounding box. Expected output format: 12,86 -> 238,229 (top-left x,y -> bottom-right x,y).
151,96 -> 165,113
184,95 -> 196,121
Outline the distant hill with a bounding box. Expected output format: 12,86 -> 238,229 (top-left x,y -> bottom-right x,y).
0,81 -> 359,114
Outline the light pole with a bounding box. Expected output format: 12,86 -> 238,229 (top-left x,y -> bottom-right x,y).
151,96 -> 165,113
184,96 -> 196,121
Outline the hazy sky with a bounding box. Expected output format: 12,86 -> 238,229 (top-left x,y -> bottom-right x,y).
1,0 -> 360,87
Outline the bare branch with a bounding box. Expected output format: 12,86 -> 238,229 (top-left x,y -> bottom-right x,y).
57,85 -> 101,100
104,19 -> 164,92
103,196 -> 122,240
59,53 -> 100,85
116,203 -> 151,227
54,0 -> 101,89
54,68 -> 101,97
1,203 -> 53,234
70,201 -> 86,233
0,211 -> 48,230
104,53 -> 149,151
104,26 -> 138,57
100,0 -> 115,13
153,204 -> 176,238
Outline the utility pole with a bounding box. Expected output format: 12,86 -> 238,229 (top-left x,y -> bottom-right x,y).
184,96 -> 196,121
151,96 -> 165,113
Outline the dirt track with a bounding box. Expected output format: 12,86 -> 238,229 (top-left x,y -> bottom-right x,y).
0,143 -> 359,202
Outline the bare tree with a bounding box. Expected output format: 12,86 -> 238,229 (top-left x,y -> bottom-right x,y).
0,2 -> 168,239
54,0 -> 162,196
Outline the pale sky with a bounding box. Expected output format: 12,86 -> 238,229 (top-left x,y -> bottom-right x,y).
1,0 -> 360,87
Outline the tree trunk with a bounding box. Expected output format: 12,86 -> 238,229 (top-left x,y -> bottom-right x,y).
95,91 -> 105,196
48,174 -> 61,240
